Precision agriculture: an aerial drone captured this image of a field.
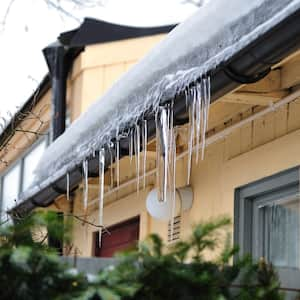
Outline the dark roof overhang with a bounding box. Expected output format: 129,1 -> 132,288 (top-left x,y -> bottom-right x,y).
58,18 -> 176,47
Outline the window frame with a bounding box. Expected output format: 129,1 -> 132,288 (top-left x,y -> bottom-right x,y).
234,166 -> 300,292
0,159 -> 22,213
0,134 -> 49,213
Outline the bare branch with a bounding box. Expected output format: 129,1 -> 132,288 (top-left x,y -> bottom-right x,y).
0,0 -> 17,30
181,0 -> 205,7
1,0 -> 107,30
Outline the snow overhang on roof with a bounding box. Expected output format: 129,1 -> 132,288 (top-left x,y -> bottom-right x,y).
12,0 -> 300,215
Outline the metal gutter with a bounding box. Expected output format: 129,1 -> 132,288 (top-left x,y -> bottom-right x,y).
11,7 -> 300,216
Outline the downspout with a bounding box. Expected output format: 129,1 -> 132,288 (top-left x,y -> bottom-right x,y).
42,43 -> 70,254
43,42 -> 68,141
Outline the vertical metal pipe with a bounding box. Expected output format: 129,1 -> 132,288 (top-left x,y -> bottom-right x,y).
43,44 -> 67,141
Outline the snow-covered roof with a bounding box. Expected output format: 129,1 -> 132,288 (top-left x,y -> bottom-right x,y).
18,0 -> 300,205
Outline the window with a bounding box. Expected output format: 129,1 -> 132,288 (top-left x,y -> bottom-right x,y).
0,137 -> 48,215
235,166 -> 300,293
1,162 -> 21,212
22,139 -> 47,191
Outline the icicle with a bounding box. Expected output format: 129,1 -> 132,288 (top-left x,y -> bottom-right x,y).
206,75 -> 211,122
143,120 -> 148,189
170,129 -> 177,241
160,106 -> 169,202
187,90 -> 195,185
169,102 -> 174,158
98,148 -> 105,247
116,139 -> 120,187
109,144 -> 114,189
66,172 -> 70,202
155,110 -> 163,201
82,159 -> 88,210
195,83 -> 202,164
184,88 -> 189,109
135,124 -> 141,194
201,75 -> 211,160
129,129 -> 133,164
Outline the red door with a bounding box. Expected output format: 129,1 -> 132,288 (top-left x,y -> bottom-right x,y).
94,217 -> 140,258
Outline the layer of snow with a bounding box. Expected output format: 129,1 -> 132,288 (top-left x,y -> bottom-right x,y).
19,0 -> 300,203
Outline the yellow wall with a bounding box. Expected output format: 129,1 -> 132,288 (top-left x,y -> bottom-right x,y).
70,94 -> 300,257
69,34 -> 167,120
0,90 -> 51,172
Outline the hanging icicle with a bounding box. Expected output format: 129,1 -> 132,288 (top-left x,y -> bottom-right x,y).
135,123 -> 141,194
170,128 -> 177,240
116,128 -> 120,187
187,90 -> 195,185
155,103 -> 176,203
185,75 -> 212,183
109,144 -> 114,189
66,172 -> 70,202
129,129 -> 133,165
155,110 -> 163,202
195,83 -> 202,164
160,106 -> 169,202
98,148 -> 105,247
143,120 -> 148,189
82,159 -> 89,210
201,75 -> 211,160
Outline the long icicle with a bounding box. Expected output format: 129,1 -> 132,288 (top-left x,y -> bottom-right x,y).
135,124 -> 141,195
160,106 -> 169,202
82,159 -> 88,210
201,76 -> 211,160
129,129 -> 133,164
143,120 -> 148,189
116,129 -> 120,187
98,148 -> 105,247
170,128 -> 177,241
195,83 -> 202,164
108,145 -> 114,189
187,90 -> 195,185
66,172 -> 70,202
155,110 -> 163,201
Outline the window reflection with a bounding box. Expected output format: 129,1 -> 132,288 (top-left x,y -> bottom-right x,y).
2,163 -> 21,212
22,140 -> 47,191
263,198 -> 300,269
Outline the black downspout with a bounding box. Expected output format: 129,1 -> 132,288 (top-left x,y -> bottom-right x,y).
43,43 -> 68,141
42,43 -> 69,253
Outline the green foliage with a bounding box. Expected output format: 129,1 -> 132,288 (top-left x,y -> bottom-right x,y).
0,211 -> 88,300
86,218 -> 284,300
0,214 -> 286,300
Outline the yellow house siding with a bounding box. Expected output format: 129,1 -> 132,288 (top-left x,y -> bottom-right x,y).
69,34 -> 166,118
68,90 -> 300,256
0,89 -> 51,173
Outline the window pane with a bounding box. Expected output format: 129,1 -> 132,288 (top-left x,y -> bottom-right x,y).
264,198 -> 300,269
2,163 -> 21,212
22,140 -> 46,191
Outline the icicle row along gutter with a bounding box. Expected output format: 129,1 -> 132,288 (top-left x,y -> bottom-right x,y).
88,87 -> 300,207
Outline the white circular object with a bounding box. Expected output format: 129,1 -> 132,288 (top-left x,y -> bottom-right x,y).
146,188 -> 181,221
